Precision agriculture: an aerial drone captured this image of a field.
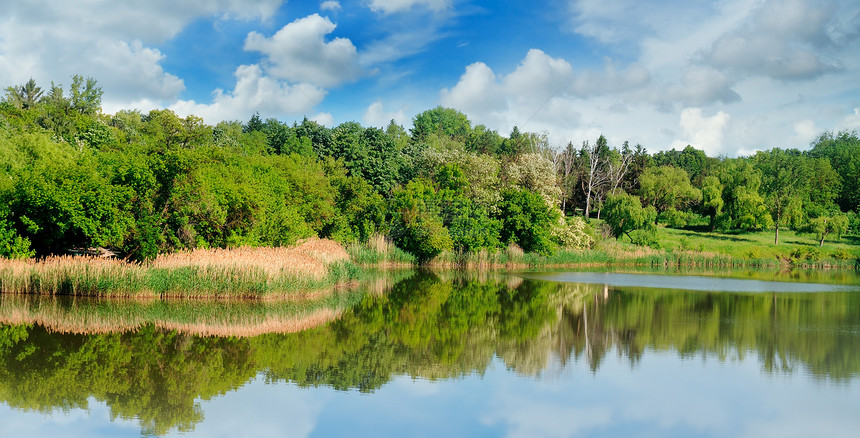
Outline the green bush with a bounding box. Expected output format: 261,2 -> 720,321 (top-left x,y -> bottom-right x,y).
662,208 -> 689,228
499,188 -> 558,255
629,228 -> 661,249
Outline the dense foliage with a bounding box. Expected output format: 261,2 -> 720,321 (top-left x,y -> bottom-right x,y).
1,77 -> 857,261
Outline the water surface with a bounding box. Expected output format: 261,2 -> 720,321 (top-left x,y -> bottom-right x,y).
1,270 -> 858,437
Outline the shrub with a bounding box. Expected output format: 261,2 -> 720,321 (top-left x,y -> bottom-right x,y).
551,215 -> 594,249
499,188 -> 558,255
663,208 -> 689,228
629,228 -> 661,249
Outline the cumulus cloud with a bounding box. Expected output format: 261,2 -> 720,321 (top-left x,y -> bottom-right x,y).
440,62 -> 504,115
245,14 -> 361,87
503,49 -> 575,106
0,1 -> 284,104
311,112 -> 335,127
671,108 -> 731,156
439,49 -> 654,145
363,101 -> 409,127
366,0 -> 450,14
170,64 -> 325,122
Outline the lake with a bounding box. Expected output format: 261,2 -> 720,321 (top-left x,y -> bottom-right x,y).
1,269 -> 859,437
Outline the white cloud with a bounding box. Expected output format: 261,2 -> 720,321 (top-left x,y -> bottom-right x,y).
170,64 -> 325,122
661,65 -> 740,107
570,61 -> 651,97
245,14 -> 361,88
502,49 -> 575,106
439,49 -> 657,147
440,62 -> 504,116
0,1 -> 284,103
363,101 -> 409,127
670,108 -> 731,156
842,108 -> 860,130
311,112 -> 335,127
793,119 -> 818,143
320,1 -> 342,12
366,0 -> 450,14
702,0 -> 845,80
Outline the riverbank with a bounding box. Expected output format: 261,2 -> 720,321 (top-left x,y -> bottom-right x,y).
348,227 -> 860,270
1,228 -> 857,299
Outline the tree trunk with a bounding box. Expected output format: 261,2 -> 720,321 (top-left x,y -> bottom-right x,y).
774,211 -> 781,245
585,188 -> 591,219
820,235 -> 825,247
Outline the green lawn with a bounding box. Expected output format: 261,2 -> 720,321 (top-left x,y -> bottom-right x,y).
655,226 -> 858,262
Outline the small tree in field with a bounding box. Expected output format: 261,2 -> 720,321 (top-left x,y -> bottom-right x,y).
604,193 -> 656,241
810,214 -> 848,247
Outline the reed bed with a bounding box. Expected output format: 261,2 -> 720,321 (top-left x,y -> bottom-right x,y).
0,238 -> 364,298
347,234 -> 415,265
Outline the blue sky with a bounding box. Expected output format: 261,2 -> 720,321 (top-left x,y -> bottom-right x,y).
2,0 -> 859,156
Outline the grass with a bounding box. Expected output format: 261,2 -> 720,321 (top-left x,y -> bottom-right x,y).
0,238 -> 368,298
424,225 -> 859,270
346,234 -> 416,265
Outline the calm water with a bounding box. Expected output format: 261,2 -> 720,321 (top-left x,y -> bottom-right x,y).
1,270 -> 859,437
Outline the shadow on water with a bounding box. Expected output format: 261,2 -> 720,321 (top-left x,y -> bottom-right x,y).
1,269 -> 859,435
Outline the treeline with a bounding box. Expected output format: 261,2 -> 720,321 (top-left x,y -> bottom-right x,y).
0,77 -> 858,261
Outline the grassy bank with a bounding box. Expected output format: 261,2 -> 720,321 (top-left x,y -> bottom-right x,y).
0,239 -> 366,298
2,228 -> 857,299
348,226 -> 859,270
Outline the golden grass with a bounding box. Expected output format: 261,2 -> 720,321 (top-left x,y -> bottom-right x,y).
151,238 -> 350,280
0,238 -> 357,298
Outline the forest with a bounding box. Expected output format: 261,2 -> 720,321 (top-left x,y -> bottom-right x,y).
1,76 -> 859,263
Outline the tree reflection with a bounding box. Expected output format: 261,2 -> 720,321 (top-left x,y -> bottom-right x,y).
0,271 -> 858,435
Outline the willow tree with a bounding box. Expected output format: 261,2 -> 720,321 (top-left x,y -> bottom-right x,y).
638,165 -> 701,224
754,149 -> 810,245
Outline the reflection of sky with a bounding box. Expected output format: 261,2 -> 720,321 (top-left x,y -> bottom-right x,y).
3,352 -> 858,437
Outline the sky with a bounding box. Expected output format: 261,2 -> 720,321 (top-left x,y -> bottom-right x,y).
1,0 -> 858,156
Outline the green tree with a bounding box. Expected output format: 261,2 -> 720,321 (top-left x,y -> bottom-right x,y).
639,165 -> 701,224
714,159 -> 770,230
754,149 -> 811,244
808,130 -> 860,212
603,192 -> 656,240
69,75 -> 102,115
389,179 -> 452,263
809,214 -> 849,246
5,78 -> 44,109
410,106 -> 471,144
652,145 -> 712,185
701,175 -> 724,231
498,188 -> 558,255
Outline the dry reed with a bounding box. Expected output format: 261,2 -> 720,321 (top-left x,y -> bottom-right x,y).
0,238 -> 359,298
